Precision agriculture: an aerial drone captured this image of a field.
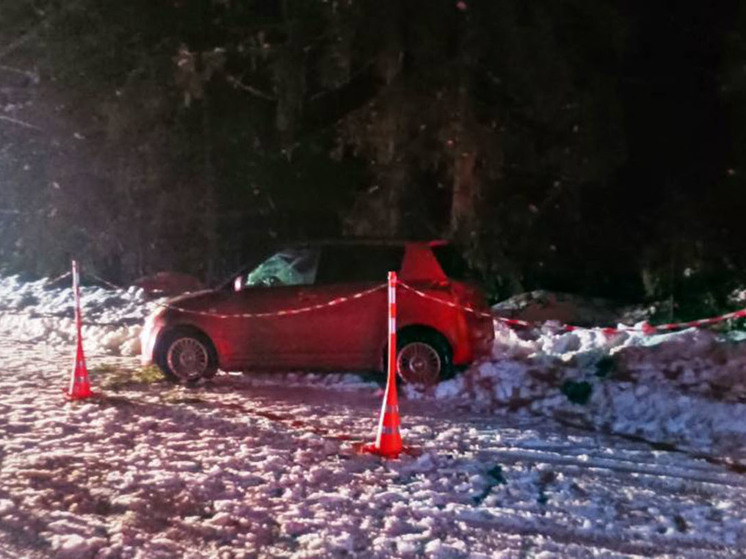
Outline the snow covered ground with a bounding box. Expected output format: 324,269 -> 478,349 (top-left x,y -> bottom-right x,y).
2,275 -> 746,557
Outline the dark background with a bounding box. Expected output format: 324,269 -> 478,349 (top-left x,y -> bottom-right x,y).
1,0 -> 745,316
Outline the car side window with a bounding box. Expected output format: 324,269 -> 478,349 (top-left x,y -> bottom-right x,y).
246,247 -> 320,287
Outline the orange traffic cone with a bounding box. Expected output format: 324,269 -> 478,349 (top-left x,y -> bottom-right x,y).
361,271 -> 403,458
64,260 -> 96,401
364,379 -> 402,458
66,338 -> 94,400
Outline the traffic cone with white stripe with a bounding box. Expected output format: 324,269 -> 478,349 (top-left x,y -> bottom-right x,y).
64,260 -> 96,401
368,378 -> 402,458
362,271 -> 403,458
67,337 -> 94,400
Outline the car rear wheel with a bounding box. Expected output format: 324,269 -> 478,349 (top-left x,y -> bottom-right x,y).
155,329 -> 218,384
394,331 -> 453,387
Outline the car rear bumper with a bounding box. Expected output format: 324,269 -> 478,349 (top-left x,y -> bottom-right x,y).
472,319 -> 495,357
439,305 -> 495,367
464,313 -> 495,362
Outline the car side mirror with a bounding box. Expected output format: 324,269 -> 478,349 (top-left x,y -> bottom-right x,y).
234,275 -> 245,292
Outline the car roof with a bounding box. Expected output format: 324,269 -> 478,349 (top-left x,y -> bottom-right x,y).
219,238 -> 455,289
282,238 -> 449,248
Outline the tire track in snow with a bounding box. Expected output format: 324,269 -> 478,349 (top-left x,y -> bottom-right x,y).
440,509 -> 739,558
489,448 -> 746,488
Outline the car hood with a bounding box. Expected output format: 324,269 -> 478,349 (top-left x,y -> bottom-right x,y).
161,289 -> 230,312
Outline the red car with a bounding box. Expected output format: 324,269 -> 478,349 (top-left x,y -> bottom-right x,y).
140,240 -> 494,386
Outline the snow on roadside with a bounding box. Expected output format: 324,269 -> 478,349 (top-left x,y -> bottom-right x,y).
0,275 -> 153,357
414,322 -> 746,461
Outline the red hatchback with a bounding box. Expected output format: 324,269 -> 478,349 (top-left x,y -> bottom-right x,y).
140,240 -> 494,386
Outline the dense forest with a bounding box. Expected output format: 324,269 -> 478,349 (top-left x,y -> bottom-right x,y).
1,0 -> 745,315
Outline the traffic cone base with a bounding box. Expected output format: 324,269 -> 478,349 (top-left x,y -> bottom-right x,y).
361,442 -> 400,459
355,441 -> 421,459
66,342 -> 95,401
363,381 -> 403,458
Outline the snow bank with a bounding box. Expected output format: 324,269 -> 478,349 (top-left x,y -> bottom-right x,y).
415,322 -> 746,460
0,274 -> 153,357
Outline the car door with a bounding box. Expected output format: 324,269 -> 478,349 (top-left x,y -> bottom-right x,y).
290,244 -> 403,370
220,246 -> 322,369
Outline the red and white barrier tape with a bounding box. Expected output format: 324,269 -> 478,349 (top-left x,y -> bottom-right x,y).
87,273 -> 134,292
81,270 -> 746,332
397,282 -> 494,319
87,271 -> 387,319
158,284 -> 387,319
47,270 -> 72,284
398,282 -> 746,336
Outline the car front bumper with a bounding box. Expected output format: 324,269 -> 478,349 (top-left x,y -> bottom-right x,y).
139,311 -> 164,366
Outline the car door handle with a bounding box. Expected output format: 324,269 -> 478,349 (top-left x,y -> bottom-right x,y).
298,292 -> 317,302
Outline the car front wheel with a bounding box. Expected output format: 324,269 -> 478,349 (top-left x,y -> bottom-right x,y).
155,329 -> 218,384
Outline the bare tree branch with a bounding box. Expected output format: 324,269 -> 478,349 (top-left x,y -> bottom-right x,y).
308,59 -> 375,102
0,64 -> 38,81
0,115 -> 40,131
0,25 -> 43,62
226,75 -> 276,101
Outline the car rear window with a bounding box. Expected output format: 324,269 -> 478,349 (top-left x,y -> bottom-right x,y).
315,245 -> 404,284
431,245 -> 474,281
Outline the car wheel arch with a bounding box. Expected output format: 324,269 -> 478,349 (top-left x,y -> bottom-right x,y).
379,324 -> 454,371
154,325 -> 220,380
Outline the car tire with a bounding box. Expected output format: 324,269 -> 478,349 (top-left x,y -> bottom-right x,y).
389,330 -> 453,387
155,328 -> 218,384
